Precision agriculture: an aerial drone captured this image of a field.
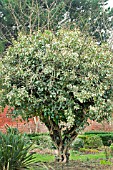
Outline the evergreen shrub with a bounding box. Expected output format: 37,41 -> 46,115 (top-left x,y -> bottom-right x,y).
84,135 -> 103,149
83,131 -> 113,146
71,137 -> 84,150
28,133 -> 56,149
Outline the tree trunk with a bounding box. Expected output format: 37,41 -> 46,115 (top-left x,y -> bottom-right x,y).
41,115 -> 78,163
33,116 -> 39,133
56,144 -> 70,163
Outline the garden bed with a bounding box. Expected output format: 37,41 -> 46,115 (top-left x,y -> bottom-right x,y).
32,159 -> 113,170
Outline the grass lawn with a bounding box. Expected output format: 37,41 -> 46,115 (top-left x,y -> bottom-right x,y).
70,151 -> 106,161
30,151 -> 113,170
32,153 -> 55,162
32,150 -> 106,163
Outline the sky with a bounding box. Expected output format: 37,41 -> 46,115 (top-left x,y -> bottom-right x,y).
107,0 -> 113,8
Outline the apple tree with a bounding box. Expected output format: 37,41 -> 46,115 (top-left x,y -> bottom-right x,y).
1,29 -> 113,162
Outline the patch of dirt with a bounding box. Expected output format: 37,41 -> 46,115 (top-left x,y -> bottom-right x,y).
35,160 -> 113,170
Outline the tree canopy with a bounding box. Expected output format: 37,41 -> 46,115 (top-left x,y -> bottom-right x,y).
1,28 -> 113,162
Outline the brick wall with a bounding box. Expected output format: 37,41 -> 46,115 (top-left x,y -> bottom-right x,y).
0,106 -> 48,133
84,118 -> 113,132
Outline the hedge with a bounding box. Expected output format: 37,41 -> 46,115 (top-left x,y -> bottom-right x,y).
27,133 -> 49,139
82,131 -> 113,146
84,131 -> 113,135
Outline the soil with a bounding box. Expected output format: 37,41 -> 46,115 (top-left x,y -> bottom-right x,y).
35,160 -> 113,170
53,160 -> 113,170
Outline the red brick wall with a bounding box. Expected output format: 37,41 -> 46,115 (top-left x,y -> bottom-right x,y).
0,106 -> 48,133
84,118 -> 113,132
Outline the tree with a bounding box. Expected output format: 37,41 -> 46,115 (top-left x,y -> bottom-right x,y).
64,0 -> 113,42
1,0 -> 113,52
0,0 -> 66,46
1,28 -> 113,163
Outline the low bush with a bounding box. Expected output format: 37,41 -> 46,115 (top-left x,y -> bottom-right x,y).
29,133 -> 56,149
71,138 -> 84,150
98,134 -> 113,146
83,132 -> 113,146
110,143 -> 113,156
78,135 -> 87,141
84,135 -> 103,149
0,126 -> 34,170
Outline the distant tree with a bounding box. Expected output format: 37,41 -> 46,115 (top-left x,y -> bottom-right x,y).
0,0 -> 66,44
0,0 -> 113,51
64,0 -> 113,42
1,28 -> 113,162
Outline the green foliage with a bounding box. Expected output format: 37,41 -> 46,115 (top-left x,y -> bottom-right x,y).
32,135 -> 55,150
104,146 -> 111,160
64,0 -> 113,42
84,131 -> 113,135
1,0 -> 113,52
84,131 -> 113,146
0,41 -> 5,54
71,138 -> 84,150
99,134 -> 113,146
110,143 -> 113,156
100,160 -> 112,165
0,0 -> 66,48
84,135 -> 103,149
1,28 -> 113,162
81,133 -> 113,146
0,126 -> 34,170
0,61 -> 2,93
78,135 -> 88,141
1,29 -> 113,123
27,133 -> 56,150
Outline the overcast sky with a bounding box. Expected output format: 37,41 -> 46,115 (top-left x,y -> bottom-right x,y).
107,0 -> 113,8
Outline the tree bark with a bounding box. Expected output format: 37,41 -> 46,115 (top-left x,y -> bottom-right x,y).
49,127 -> 78,163
56,143 -> 70,163
41,114 -> 78,163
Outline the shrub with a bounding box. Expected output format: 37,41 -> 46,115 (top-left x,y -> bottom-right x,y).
110,143 -> 113,156
83,132 -> 113,146
71,138 -> 84,150
98,134 -> 113,146
84,135 -> 103,149
0,126 -> 34,170
78,135 -> 88,143
31,134 -> 56,149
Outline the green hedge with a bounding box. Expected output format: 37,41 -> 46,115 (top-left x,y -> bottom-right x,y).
84,131 -> 113,135
84,135 -> 103,149
82,131 -> 113,146
27,133 -> 49,139
97,134 -> 113,146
